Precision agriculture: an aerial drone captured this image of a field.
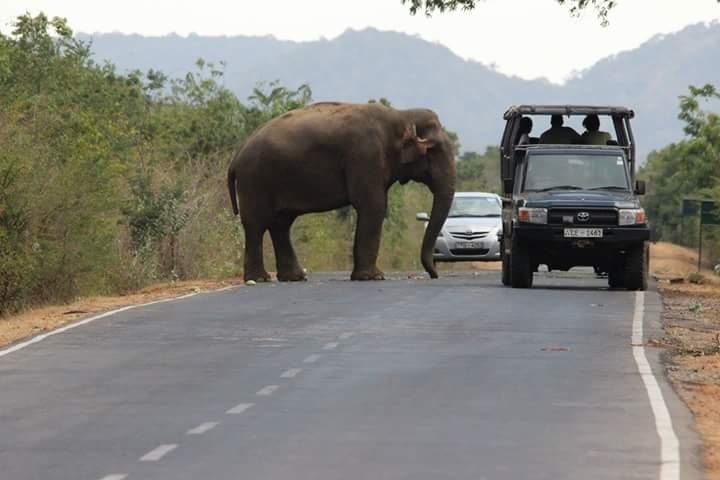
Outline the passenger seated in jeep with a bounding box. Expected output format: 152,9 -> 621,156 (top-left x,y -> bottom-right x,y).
516,116 -> 534,145
539,115 -> 580,144
580,114 -> 612,145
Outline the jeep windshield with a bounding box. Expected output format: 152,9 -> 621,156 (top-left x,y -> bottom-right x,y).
523,153 -> 630,192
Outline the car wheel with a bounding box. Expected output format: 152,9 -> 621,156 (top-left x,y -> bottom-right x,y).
623,242 -> 648,291
510,237 -> 533,288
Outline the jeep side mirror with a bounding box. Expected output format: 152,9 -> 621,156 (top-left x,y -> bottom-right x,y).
416,212 -> 430,221
503,179 -> 514,195
634,180 -> 646,195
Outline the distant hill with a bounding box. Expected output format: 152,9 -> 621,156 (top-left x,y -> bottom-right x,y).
80,22 -> 720,160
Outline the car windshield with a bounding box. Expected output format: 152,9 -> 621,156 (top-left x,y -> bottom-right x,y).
523,153 -> 629,192
448,196 -> 501,217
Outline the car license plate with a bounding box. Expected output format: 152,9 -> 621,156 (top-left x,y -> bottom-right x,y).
564,228 -> 603,238
455,241 -> 483,249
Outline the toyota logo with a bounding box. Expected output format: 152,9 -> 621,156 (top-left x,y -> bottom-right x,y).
465,228 -> 473,234
576,211 -> 591,223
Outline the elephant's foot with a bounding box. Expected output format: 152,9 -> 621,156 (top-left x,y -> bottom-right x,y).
351,267 -> 385,281
244,270 -> 272,283
277,268 -> 307,282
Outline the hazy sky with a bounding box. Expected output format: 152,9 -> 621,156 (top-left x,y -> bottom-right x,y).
1,0 -> 719,83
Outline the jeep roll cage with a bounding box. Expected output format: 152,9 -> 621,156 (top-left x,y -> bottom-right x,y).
500,105 -> 636,195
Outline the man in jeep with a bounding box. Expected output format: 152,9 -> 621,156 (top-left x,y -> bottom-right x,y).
539,114 -> 580,144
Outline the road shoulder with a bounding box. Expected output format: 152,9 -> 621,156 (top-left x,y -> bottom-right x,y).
0,279 -> 241,349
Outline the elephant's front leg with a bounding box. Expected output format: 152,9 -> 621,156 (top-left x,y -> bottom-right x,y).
350,203 -> 386,281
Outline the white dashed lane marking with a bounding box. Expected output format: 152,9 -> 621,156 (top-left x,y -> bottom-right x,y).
280,368 -> 302,378
139,444 -> 177,462
226,403 -> 254,415
303,354 -> 322,363
256,385 -> 279,396
186,422 -> 219,435
338,332 -> 355,340
322,342 -> 339,350
99,475 -> 127,480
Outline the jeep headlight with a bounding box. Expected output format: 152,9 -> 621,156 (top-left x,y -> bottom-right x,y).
618,208 -> 646,226
518,207 -> 548,224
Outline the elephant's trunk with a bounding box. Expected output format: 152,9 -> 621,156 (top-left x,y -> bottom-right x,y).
421,191 -> 454,279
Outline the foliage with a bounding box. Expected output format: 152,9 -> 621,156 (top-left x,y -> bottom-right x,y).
639,84 -> 720,265
456,147 -> 501,193
402,0 -> 719,26
0,13 -> 314,315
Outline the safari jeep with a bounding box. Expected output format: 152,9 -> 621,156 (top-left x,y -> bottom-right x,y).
499,105 -> 650,290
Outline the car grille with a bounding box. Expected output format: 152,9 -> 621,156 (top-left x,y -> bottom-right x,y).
449,231 -> 491,240
450,248 -> 490,256
548,208 -> 618,226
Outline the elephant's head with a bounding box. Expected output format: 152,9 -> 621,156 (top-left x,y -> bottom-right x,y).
397,109 -> 456,279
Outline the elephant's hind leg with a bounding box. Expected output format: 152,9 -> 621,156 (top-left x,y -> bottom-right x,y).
242,222 -> 271,282
270,213 -> 306,282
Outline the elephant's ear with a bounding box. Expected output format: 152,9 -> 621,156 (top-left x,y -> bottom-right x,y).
400,124 -> 436,163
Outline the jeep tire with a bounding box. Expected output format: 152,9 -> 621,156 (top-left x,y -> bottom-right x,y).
608,268 -> 625,289
501,247 -> 511,286
623,242 -> 648,291
510,237 -> 533,288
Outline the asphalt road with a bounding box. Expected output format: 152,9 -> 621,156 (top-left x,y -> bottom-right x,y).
0,272 -> 704,480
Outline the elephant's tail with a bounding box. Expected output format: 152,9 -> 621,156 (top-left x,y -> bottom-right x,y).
227,166 -> 239,215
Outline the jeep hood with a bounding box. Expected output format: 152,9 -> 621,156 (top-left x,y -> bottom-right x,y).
522,190 -> 640,209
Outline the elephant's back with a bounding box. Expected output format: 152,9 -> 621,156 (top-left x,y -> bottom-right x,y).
240,103 -> 390,160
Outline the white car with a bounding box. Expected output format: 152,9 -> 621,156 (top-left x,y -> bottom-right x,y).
416,192 -> 502,262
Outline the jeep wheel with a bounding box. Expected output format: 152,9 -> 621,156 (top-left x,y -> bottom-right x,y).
501,249 -> 511,286
608,268 -> 625,289
623,242 -> 648,291
510,237 -> 533,288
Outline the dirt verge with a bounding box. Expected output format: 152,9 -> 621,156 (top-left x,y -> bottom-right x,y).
0,279 -> 241,349
651,242 -> 720,479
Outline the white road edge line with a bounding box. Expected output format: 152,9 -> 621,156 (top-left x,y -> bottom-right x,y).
0,293 -> 198,359
226,402 -> 254,415
186,421 -> 219,435
632,291 -> 680,480
280,368 -> 302,378
322,342 -> 339,350
303,354 -> 322,363
139,444 -> 177,462
98,475 -> 128,480
256,385 -> 279,396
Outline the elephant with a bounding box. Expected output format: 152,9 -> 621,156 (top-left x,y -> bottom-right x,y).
227,102 -> 456,282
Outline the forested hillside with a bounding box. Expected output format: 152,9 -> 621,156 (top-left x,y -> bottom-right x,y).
80,22 -> 720,159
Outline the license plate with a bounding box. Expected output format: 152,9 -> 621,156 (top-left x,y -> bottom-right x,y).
455,241 -> 483,249
564,228 -> 603,238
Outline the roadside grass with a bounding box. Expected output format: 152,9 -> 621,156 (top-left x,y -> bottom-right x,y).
651,242 -> 720,479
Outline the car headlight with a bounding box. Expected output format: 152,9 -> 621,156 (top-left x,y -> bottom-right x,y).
518,207 -> 548,224
618,208 -> 646,226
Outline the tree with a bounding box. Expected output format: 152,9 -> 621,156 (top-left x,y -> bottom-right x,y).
638,84 -> 720,248
402,0 -> 719,26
